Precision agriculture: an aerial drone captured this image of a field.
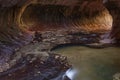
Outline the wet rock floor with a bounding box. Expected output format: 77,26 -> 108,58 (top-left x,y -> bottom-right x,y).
0,53 -> 70,80
0,31 -> 114,80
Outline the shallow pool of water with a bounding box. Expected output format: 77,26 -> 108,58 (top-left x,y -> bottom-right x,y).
54,46 -> 120,80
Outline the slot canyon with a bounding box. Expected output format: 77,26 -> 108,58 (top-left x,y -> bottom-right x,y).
0,0 -> 120,80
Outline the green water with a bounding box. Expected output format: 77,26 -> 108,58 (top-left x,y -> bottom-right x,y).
54,46 -> 120,80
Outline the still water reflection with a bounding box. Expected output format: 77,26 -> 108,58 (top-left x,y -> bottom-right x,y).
54,46 -> 120,80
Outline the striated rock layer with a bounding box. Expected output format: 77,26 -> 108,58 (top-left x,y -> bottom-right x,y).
21,4 -> 112,33
104,0 -> 120,44
0,0 -> 119,77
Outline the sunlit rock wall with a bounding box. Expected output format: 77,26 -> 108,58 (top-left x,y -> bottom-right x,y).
104,0 -> 120,44
0,0 -> 119,72
21,4 -> 112,33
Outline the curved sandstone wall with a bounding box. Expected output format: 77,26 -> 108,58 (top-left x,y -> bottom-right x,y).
0,0 -> 119,72
104,0 -> 120,44
21,4 -> 112,33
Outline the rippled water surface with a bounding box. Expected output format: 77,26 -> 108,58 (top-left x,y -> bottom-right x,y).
54,46 -> 120,80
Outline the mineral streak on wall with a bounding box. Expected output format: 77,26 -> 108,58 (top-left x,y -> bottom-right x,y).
0,0 -> 119,72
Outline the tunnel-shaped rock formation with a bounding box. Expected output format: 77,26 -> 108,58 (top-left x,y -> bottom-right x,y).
0,0 -> 120,78
21,4 -> 112,33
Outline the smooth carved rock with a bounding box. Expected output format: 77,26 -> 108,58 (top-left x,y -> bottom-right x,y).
0,0 -> 120,79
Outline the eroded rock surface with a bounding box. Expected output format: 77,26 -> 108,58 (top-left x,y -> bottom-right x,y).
0,0 -> 119,80
0,0 -> 115,74
0,30 -> 110,80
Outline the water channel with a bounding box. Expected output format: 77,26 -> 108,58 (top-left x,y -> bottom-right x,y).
54,45 -> 120,80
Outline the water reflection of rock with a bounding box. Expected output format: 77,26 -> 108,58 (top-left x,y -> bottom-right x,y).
55,46 -> 120,80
